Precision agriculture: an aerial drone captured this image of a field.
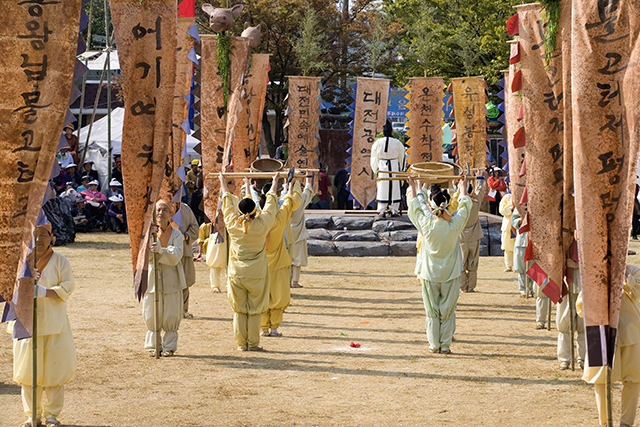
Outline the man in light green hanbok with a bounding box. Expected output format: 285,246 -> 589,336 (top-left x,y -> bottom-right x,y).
408,176 -> 472,354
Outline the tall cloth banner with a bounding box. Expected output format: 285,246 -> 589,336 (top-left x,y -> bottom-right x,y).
200,35 -> 249,221
451,77 -> 487,170
287,76 -> 322,171
504,55 -> 526,219
0,0 -> 83,330
110,0 -> 177,300
233,54 -> 271,174
222,41 -> 251,171
572,1 -> 640,367
518,3 -> 572,304
350,77 -> 390,209
406,77 -> 444,164
161,14 -> 196,200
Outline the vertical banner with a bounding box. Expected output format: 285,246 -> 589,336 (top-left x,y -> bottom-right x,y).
200,35 -> 249,222
350,77 -> 390,209
518,3 -> 570,304
0,0 -> 82,318
162,15 -> 195,199
287,76 -> 322,171
110,0 -> 177,300
451,77 -> 487,170
233,53 -> 270,174
222,41 -> 251,170
572,1 -> 640,366
406,77 -> 444,164
504,49 -> 526,219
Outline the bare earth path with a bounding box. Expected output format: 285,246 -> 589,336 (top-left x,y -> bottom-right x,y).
3,233 -> 640,426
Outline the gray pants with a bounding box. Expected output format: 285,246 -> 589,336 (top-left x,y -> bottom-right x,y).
460,239 -> 480,292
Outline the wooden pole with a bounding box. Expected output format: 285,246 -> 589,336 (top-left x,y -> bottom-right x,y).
76,0 -> 95,148
525,261 -> 530,299
568,287 -> 575,371
606,366 -> 613,427
32,229 -> 38,423
104,0 -> 112,182
206,172 -> 307,180
376,175 -> 479,181
152,208 -> 160,359
547,299 -> 552,331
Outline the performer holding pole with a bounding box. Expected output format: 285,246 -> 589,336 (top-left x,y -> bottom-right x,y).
142,200 -> 187,357
371,120 -> 407,217
13,223 -> 77,427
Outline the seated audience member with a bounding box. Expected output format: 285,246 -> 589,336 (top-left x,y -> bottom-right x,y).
76,175 -> 91,193
111,156 -> 123,185
65,163 -> 82,186
52,168 -> 71,194
79,180 -> 106,224
71,196 -> 93,232
82,160 -> 99,182
60,183 -> 78,210
107,194 -> 127,233
104,178 -> 124,200
63,123 -> 79,163
56,146 -> 74,169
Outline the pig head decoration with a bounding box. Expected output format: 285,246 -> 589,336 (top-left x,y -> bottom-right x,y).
241,22 -> 261,48
202,3 -> 244,33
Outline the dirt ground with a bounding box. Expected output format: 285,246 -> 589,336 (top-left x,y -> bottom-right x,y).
2,233 -> 640,427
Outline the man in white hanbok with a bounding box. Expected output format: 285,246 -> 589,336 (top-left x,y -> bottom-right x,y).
370,120 -> 406,217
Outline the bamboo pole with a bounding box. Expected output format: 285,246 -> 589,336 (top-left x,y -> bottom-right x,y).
606,366 -> 613,427
32,230 -> 38,424
206,172 -> 307,180
104,0 -> 112,183
377,175 -> 479,181
547,299 -> 552,331
152,208 -> 160,359
76,0 -> 95,148
568,286 -> 575,371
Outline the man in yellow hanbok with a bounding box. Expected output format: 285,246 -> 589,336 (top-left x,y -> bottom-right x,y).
408,176 -> 471,354
12,223 -> 77,427
499,193 -> 516,272
582,265 -> 640,427
220,172 -> 279,351
261,179 -> 304,336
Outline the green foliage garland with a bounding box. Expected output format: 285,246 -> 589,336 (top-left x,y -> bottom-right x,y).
540,0 -> 561,68
217,33 -> 232,111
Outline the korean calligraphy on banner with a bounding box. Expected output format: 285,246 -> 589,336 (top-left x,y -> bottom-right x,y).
519,2 -> 571,305
161,15 -> 196,199
287,76 -> 321,173
406,77 -> 443,164
451,77 -> 487,170
350,77 -> 390,209
110,0 -> 177,300
503,65 -> 526,220
571,0 -> 640,367
233,54 -> 271,174
200,35 -> 249,222
0,0 -> 82,307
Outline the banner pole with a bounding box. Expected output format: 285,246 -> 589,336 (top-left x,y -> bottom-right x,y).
32,230 -> 38,424
547,299 -> 552,331
606,366 -> 613,427
152,207 -> 160,359
568,287 -> 575,371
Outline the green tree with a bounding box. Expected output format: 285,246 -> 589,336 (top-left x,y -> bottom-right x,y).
293,4 -> 328,77
385,0 -> 519,90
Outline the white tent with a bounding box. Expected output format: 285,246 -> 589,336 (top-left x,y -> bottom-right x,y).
76,107 -> 201,190
79,50 -> 120,71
